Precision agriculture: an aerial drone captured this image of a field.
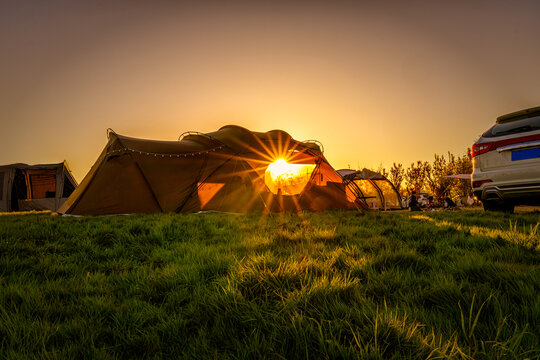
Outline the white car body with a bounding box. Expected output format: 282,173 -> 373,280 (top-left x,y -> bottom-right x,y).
472,106 -> 540,212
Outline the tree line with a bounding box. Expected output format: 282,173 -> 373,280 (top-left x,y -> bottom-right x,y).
376,150 -> 473,200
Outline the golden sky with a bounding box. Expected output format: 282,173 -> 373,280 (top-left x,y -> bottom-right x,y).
2,0 -> 540,181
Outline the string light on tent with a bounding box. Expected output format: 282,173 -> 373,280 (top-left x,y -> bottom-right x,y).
105,146 -> 224,158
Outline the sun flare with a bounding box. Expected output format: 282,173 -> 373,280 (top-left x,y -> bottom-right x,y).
264,158 -> 316,195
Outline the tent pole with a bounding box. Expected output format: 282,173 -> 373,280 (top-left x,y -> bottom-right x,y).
131,160 -> 164,213
119,135 -> 164,213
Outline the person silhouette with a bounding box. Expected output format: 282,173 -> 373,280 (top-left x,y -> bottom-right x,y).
409,191 -> 421,211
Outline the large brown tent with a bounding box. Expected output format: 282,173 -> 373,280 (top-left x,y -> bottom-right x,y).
59,125 -> 364,215
0,162 -> 77,212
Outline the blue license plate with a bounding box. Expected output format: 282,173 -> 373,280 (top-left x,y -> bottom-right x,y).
511,148 -> 540,161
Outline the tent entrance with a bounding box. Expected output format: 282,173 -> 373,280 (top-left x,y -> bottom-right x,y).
27,169 -> 57,199
10,170 -> 28,211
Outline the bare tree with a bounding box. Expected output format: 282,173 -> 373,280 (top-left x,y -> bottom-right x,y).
388,162 -> 405,193
425,153 -> 454,200
451,149 -> 473,197
405,161 -> 429,193
376,163 -> 389,178
359,148 -> 473,200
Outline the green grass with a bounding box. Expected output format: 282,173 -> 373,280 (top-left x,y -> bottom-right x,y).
0,210 -> 539,359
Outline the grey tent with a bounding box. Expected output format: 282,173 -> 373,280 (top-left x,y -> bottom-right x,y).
337,168 -> 403,210
0,162 -> 77,212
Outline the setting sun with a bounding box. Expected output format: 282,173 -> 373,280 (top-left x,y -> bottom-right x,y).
264,158 -> 315,195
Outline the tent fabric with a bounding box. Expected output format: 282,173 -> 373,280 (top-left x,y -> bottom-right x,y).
0,162 -> 77,212
59,125 -> 364,215
337,168 -> 403,210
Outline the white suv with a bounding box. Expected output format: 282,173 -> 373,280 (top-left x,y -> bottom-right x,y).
472,106 -> 540,213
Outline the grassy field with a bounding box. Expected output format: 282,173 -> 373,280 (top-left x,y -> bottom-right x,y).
0,209 -> 539,359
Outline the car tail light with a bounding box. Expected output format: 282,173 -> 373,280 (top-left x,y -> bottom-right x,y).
472,179 -> 492,188
471,142 -> 493,157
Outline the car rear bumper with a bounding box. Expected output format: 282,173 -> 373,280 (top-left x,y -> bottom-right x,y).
473,181 -> 540,205
472,162 -> 540,204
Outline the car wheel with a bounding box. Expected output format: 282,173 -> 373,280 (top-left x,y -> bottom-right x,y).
483,201 -> 495,212
500,203 -> 515,214
483,201 -> 514,213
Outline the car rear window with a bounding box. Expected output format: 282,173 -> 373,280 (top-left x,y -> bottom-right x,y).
482,116 -> 540,138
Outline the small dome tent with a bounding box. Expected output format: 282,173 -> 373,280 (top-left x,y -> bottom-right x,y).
59,126 -> 364,215
0,162 -> 77,212
338,168 -> 403,210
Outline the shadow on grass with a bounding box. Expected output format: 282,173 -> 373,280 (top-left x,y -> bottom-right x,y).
0,210 -> 539,359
